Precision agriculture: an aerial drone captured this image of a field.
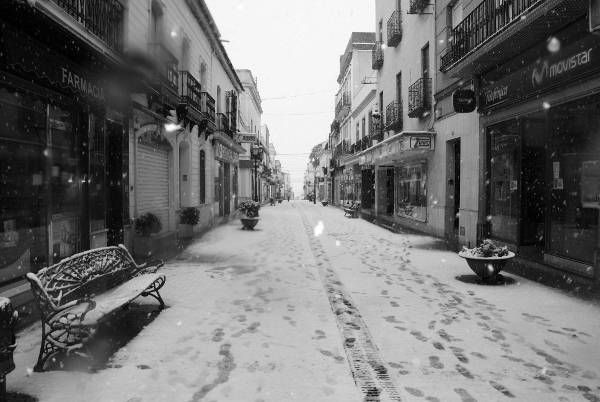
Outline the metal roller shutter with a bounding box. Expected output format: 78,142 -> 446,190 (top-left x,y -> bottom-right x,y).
136,144 -> 170,231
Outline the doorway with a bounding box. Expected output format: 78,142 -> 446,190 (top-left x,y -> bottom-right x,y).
106,120 -> 124,246
223,163 -> 231,216
446,139 -> 461,246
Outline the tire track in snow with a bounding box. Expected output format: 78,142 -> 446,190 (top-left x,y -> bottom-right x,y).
298,208 -> 402,401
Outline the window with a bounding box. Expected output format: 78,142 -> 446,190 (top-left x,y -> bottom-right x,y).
181,37 -> 190,71
422,43 -> 430,79
216,86 -> 221,113
379,91 -> 384,123
362,117 -> 366,138
150,0 -> 164,44
200,61 -> 208,88
367,111 -> 372,136
396,72 -> 402,104
356,122 -> 359,143
396,162 -> 427,222
378,19 -> 383,42
199,150 -> 206,204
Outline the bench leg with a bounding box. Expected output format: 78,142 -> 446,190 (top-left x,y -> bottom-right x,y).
34,321 -> 91,372
142,276 -> 166,308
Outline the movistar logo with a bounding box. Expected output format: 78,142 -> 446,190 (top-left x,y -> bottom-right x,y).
531,48 -> 592,87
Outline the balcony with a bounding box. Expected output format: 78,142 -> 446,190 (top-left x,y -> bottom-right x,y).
200,92 -> 216,130
335,93 -> 351,121
51,0 -> 124,52
386,10 -> 402,47
149,43 -> 179,109
385,101 -> 403,132
439,0 -> 587,75
216,112 -> 230,135
372,42 -> 384,70
408,0 -> 430,14
408,78 -> 432,118
369,117 -> 383,143
178,70 -> 201,111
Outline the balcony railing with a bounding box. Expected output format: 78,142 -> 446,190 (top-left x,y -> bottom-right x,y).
440,0 -> 543,71
387,10 -> 402,47
408,77 -> 432,118
372,41 -> 384,70
51,0 -> 124,52
335,93 -> 351,121
179,71 -> 202,111
408,0 -> 430,14
149,43 -> 179,94
385,101 -> 403,131
369,117 -> 383,142
200,92 -> 216,127
216,112 -> 230,134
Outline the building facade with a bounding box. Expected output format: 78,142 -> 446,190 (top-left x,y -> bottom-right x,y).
440,0 -> 599,279
236,69 -> 263,202
126,0 -> 244,256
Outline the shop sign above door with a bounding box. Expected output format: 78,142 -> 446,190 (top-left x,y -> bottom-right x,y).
214,142 -> 239,164
453,89 -> 476,113
480,32 -> 600,110
236,133 -> 257,143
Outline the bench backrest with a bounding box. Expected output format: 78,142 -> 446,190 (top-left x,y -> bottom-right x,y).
28,245 -> 139,308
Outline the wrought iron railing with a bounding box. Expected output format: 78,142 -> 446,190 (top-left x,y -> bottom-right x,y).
408,77 -> 432,118
372,41 -> 384,70
440,0 -> 543,71
200,92 -> 216,125
369,117 -> 383,140
387,10 -> 402,47
385,101 -> 403,131
409,0 -> 429,14
51,0 -> 124,52
149,43 -> 179,93
216,112 -> 229,134
335,93 -> 351,120
179,71 -> 202,111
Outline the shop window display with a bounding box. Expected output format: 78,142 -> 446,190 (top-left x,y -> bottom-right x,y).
395,162 -> 427,222
0,88 -> 49,282
548,99 -> 599,265
488,120 -> 520,243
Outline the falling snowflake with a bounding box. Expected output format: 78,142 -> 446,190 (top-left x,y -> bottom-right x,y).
314,221 -> 324,237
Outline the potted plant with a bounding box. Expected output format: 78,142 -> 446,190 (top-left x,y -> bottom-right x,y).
458,239 -> 515,282
133,213 -> 162,258
321,200 -> 329,206
178,207 -> 200,239
239,200 -> 260,230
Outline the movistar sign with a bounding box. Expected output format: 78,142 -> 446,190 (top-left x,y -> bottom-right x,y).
480,32 -> 600,110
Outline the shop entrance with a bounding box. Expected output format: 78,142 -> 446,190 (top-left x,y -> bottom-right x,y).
223,163 -> 231,216
106,120 -> 124,246
377,167 -> 395,216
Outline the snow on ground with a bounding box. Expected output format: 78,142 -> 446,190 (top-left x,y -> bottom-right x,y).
8,201 -> 600,402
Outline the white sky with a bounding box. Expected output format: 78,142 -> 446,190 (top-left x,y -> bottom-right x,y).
205,0 -> 375,196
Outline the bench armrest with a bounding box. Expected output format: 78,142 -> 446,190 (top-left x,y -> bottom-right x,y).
133,260 -> 165,276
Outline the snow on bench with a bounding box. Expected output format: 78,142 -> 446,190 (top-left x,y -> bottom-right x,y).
26,245 -> 165,372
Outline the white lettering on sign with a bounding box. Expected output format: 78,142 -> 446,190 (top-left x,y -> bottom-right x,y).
484,85 -> 508,105
531,48 -> 593,87
61,67 -> 105,100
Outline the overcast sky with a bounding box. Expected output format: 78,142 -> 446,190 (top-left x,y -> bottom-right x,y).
205,0 -> 375,196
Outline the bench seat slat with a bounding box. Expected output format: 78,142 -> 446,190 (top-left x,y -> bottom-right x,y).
63,273 -> 165,326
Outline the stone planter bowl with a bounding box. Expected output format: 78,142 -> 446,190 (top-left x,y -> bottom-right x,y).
458,251 -> 515,282
321,201 -> 329,206
241,217 -> 259,230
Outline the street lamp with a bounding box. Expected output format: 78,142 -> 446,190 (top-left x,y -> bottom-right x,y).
250,145 -> 264,202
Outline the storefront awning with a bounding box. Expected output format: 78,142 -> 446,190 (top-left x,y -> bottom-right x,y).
358,131 -> 435,166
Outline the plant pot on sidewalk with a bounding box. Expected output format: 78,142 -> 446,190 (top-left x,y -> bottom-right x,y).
458,239 -> 515,282
321,200 -> 329,206
178,207 -> 200,240
238,201 -> 260,231
241,217 -> 260,230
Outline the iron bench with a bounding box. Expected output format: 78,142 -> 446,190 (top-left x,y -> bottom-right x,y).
26,244 -> 166,372
344,202 -> 361,218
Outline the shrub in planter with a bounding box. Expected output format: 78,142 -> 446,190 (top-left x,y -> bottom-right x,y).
134,213 -> 162,237
239,201 -> 260,218
179,207 -> 200,225
458,239 -> 515,281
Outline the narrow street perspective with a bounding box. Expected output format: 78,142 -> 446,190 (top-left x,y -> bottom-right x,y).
2,0 -> 600,401
8,202 -> 600,401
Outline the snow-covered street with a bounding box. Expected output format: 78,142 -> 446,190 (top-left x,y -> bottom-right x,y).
9,201 -> 600,402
